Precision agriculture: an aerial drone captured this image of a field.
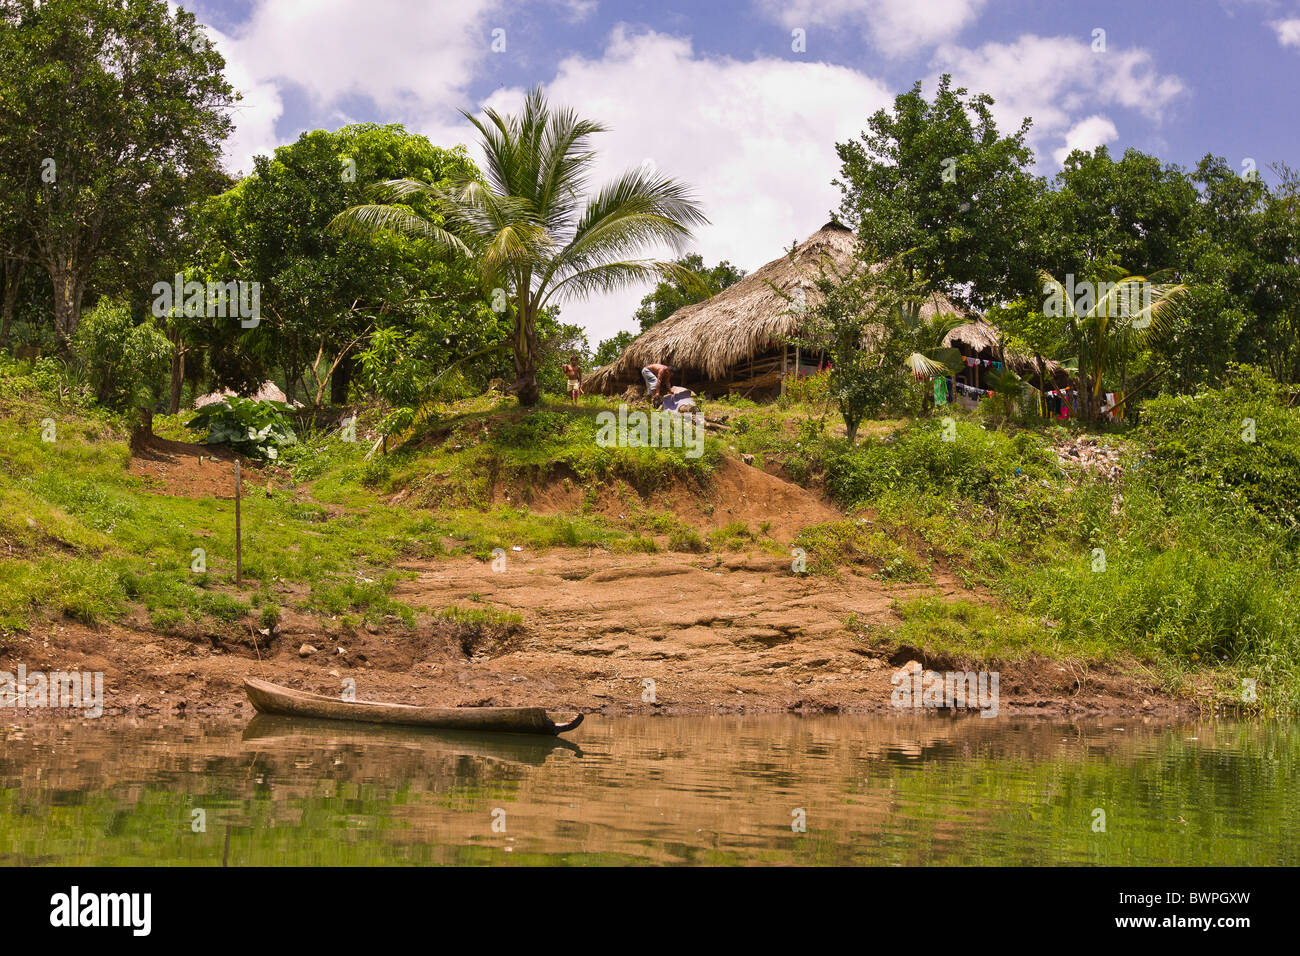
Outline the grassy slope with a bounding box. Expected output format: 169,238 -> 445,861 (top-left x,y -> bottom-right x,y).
2,353 -> 1295,714
0,364 -> 731,638
721,385 -> 1300,715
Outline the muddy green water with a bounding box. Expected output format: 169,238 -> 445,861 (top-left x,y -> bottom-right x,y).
1,715 -> 1295,865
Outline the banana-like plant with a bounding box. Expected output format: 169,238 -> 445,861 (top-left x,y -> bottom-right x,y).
1040,266 -> 1188,421
331,87 -> 708,407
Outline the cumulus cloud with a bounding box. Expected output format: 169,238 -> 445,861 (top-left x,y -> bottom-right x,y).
754,0 -> 986,56
1052,114 -> 1119,164
202,24 -> 283,176
479,27 -> 894,341
1271,17 -> 1300,47
210,0 -> 504,172
931,35 -> 1184,168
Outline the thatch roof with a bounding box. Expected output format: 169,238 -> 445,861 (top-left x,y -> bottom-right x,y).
942,318 -> 1001,354
587,222 -> 968,393
585,221 -> 1066,393
943,317 -> 1067,379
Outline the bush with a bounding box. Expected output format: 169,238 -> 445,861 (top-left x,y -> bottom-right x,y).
187,396 -> 297,460
779,368 -> 833,412
824,417 -> 1057,508
72,299 -> 172,418
1137,365 -> 1300,535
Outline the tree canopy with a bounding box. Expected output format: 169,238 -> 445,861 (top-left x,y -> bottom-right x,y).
0,0 -> 234,343
194,124 -> 498,405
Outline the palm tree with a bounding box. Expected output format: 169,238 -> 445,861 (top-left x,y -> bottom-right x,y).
331,88 -> 707,406
1040,266 -> 1187,421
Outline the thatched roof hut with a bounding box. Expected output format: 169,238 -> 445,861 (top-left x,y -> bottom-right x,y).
585,221 -> 1064,398
586,222 -> 965,397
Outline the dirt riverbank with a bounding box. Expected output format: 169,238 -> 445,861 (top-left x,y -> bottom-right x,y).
1,546 -> 1205,722
1,438 -> 1214,723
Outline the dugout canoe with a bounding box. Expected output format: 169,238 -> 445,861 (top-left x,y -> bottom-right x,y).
242,678 -> 584,736
241,714 -> 584,762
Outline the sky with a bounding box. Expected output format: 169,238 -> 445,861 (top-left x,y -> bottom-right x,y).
186,0 -> 1300,344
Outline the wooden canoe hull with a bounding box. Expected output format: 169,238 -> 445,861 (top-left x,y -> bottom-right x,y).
243,678 -> 583,736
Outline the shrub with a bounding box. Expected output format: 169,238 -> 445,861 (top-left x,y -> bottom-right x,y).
824,418 -> 1056,508
72,299 -> 172,434
1137,364 -> 1300,535
187,396 -> 297,460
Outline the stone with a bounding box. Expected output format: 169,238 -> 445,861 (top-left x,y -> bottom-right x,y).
298,643 -> 317,657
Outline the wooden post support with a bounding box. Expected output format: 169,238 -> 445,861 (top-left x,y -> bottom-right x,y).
234,460 -> 242,587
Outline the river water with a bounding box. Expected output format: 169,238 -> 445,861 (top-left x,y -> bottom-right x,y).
1,715 -> 1294,865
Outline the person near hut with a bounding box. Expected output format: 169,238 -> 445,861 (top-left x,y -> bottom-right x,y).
661,385 -> 698,414
641,363 -> 674,407
563,354 -> 582,405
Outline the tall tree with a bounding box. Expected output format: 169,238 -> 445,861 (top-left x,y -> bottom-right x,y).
834,75 -> 1046,310
1047,146 -> 1198,280
195,124 -> 494,407
0,0 -> 234,343
333,87 -> 708,406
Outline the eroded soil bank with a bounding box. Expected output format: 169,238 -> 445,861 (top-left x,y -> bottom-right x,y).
2,546 -> 1201,722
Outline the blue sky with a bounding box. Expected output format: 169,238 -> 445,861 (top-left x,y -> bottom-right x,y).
188,0 -> 1300,341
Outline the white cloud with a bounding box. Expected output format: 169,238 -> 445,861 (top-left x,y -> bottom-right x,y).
555,0 -> 599,21
755,0 -> 986,56
1053,114 -> 1119,164
212,0 -> 503,172
203,23 -> 283,176
1271,17 -> 1300,46
931,35 -> 1185,169
481,27 -> 894,343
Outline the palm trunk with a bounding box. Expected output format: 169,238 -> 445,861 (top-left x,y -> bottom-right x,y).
512,277 -> 540,406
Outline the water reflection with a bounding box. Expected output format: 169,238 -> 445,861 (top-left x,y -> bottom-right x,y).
1,715 -> 1294,865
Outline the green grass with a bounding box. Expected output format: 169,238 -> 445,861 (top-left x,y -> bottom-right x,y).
796,518 -> 932,582
729,379 -> 1300,715
0,366 -> 733,636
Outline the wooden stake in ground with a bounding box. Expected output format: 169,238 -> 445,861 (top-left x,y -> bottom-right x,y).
235,460 -> 242,587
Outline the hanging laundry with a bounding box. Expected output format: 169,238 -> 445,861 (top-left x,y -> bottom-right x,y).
934,377 -> 948,406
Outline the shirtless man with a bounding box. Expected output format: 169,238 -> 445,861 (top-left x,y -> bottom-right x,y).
641,363 -> 674,407
563,354 -> 582,404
